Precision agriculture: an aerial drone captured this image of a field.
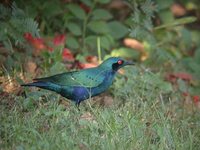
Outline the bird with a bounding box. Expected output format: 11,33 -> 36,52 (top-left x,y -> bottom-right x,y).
21,57 -> 134,107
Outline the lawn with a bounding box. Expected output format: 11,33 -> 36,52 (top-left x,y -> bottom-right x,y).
1,68 -> 200,150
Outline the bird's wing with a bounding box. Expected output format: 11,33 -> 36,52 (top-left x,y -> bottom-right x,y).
34,68 -> 106,88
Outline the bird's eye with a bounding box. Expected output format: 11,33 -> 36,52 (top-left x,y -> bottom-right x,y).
117,60 -> 123,65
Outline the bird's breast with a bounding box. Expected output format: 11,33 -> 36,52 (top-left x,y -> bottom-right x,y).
90,71 -> 115,96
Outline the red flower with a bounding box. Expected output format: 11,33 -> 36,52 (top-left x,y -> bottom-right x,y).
46,46 -> 54,52
182,92 -> 189,97
53,34 -> 66,46
24,32 -> 46,50
193,95 -> 199,104
62,48 -> 74,61
32,38 -> 46,50
24,32 -> 33,41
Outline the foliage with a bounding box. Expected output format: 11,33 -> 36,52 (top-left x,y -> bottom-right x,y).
127,0 -> 200,95
0,2 -> 40,72
128,0 -> 156,40
0,0 -> 200,149
0,2 -> 39,49
16,0 -> 128,55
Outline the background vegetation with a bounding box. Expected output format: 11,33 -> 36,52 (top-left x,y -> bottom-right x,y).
0,0 -> 200,149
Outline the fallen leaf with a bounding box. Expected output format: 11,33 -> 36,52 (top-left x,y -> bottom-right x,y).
79,143 -> 89,150
124,38 -> 144,51
80,112 -> 94,121
1,77 -> 20,94
24,60 -> 37,74
59,99 -> 70,108
80,63 -> 98,69
93,94 -> 113,107
171,3 -> 186,17
86,55 -> 98,63
173,72 -> 192,81
123,38 -> 148,61
165,72 -> 192,83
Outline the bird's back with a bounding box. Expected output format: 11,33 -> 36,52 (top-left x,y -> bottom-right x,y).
34,66 -> 110,88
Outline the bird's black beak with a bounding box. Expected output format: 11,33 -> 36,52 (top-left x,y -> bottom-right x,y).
125,61 -> 135,66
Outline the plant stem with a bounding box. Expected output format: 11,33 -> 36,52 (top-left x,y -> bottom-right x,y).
97,37 -> 102,63
82,1 -> 97,53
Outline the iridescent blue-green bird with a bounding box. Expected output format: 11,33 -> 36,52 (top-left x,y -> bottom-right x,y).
22,57 -> 134,106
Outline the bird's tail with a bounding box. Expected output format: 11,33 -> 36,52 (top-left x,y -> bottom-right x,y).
21,81 -> 48,87
21,81 -> 61,93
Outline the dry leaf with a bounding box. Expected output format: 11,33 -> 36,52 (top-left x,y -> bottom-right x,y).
124,38 -> 149,61
171,3 -> 186,17
24,60 -> 37,74
124,38 -> 144,52
80,112 -> 94,121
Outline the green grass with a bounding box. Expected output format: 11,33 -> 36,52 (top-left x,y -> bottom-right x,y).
1,96 -> 199,150
1,96 -> 200,150
1,69 -> 200,150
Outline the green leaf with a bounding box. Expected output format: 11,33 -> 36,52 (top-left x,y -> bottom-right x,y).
67,4 -> 86,20
156,0 -> 173,10
3,39 -> 13,53
92,9 -> 112,20
111,47 -> 140,59
108,21 -> 128,39
66,22 -> 82,36
23,18 -> 39,36
159,82 -> 173,93
50,62 -> 66,75
155,17 -> 197,30
177,79 -> 187,93
180,28 -> 192,49
4,55 -> 14,71
97,0 -> 111,4
100,35 -> 114,50
85,35 -> 97,49
66,36 -> 79,49
88,21 -> 110,34
23,97 -> 35,110
85,35 -> 114,51
158,9 -> 174,23
80,0 -> 92,7
43,1 -> 62,18
194,47 -> 200,64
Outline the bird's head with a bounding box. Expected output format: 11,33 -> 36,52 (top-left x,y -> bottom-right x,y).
99,57 -> 135,72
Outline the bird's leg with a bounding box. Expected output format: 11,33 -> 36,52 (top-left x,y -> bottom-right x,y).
75,101 -> 80,111
22,90 -> 27,98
